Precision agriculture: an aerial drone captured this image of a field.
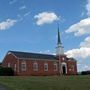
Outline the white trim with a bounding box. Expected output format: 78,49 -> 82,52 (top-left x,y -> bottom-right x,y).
2,51 -> 18,65
19,58 -> 58,61
61,62 -> 67,74
7,51 -> 18,59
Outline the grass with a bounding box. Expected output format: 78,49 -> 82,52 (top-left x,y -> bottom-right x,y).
0,75 -> 90,90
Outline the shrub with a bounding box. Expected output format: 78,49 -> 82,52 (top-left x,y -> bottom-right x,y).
0,67 -> 14,76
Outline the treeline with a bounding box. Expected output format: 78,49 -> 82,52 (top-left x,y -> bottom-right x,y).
81,71 -> 90,75
0,67 -> 14,76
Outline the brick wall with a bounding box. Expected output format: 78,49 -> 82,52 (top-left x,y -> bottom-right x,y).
2,54 -> 77,76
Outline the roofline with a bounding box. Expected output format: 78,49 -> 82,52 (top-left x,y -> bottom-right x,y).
9,50 -> 55,56
8,51 -> 57,61
2,51 -> 18,63
7,51 -> 18,59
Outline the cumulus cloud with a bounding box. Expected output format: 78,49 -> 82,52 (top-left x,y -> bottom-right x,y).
65,47 -> 90,58
65,34 -> 90,58
34,12 -> 59,25
65,0 -> 90,36
65,18 -> 90,36
86,0 -> 90,16
0,19 -> 17,30
65,36 -> 90,59
80,36 -> 90,47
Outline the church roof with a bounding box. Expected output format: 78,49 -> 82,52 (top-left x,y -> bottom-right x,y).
8,51 -> 57,60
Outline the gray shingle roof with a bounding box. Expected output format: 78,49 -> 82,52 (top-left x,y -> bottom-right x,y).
9,51 -> 57,60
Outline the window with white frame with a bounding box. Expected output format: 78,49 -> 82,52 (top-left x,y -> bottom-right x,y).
33,62 -> 38,71
8,63 -> 11,67
44,63 -> 48,71
53,63 -> 58,71
21,61 -> 26,71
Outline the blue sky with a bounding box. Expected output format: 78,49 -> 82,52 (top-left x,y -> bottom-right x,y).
0,0 -> 90,71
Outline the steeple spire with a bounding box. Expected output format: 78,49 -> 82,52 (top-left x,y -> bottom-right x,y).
56,25 -> 64,56
58,25 -> 62,45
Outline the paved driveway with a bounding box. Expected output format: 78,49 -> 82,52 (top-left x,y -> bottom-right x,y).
0,85 -> 6,90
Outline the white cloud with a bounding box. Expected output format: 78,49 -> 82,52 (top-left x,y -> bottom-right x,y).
19,5 -> 26,10
65,37 -> 90,59
65,47 -> 90,58
65,18 -> 90,36
65,0 -> 90,36
80,36 -> 90,47
34,12 -> 59,25
0,19 -> 17,30
86,0 -> 90,16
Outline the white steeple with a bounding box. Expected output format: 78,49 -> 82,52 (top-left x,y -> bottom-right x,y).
56,26 -> 64,56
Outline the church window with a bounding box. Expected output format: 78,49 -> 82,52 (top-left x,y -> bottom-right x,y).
44,63 -> 48,71
33,62 -> 38,71
21,61 -> 26,71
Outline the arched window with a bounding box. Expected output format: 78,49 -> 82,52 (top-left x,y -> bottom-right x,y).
33,62 -> 38,71
53,63 -> 58,71
44,63 -> 48,71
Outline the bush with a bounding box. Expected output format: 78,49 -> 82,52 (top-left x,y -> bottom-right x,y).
0,67 -> 14,76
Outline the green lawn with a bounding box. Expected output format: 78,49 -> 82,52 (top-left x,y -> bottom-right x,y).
0,75 -> 90,90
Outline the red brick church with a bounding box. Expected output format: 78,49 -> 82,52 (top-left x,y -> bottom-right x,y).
2,28 -> 77,76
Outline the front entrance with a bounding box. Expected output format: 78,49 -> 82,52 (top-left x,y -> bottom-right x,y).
61,62 -> 67,75
62,65 -> 66,75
